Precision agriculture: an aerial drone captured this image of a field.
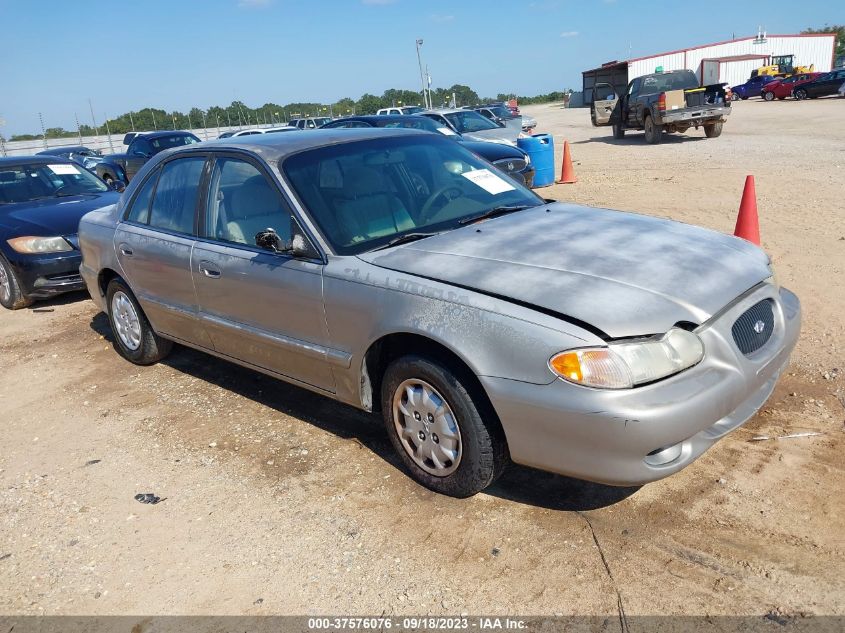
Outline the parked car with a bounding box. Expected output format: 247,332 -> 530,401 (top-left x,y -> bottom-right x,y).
37,146 -> 103,165
78,130 -> 800,497
792,68 -> 845,100
94,131 -> 201,185
320,115 -> 534,187
594,70 -> 730,143
288,117 -> 332,130
472,104 -> 536,133
0,156 -> 121,309
218,131 -> 235,139
376,106 -> 425,116
730,75 -> 778,100
839,80 -> 845,97
228,127 -> 301,137
419,108 -> 520,145
761,73 -> 821,101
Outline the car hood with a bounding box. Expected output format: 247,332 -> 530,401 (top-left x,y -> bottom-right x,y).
358,203 -> 772,338
460,140 -> 524,161
463,126 -> 519,145
0,192 -> 120,238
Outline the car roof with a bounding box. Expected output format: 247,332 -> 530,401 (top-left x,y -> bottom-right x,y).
330,115 -> 428,124
136,130 -> 197,139
37,146 -> 89,155
424,108 -> 467,115
195,127 -> 430,161
0,155 -> 74,166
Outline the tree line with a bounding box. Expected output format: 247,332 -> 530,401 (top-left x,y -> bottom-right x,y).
7,84 -> 572,141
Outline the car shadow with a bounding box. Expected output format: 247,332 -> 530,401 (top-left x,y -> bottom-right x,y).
27,290 -> 90,311
573,133 -> 707,146
90,312 -> 639,511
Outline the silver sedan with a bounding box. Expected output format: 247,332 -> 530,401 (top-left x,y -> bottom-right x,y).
78,129 -> 800,497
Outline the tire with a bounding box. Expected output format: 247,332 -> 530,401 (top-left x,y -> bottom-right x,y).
381,355 -> 509,497
741,96 -> 749,100
0,255 -> 33,310
704,120 -> 723,138
730,93 -> 740,101
763,91 -> 775,102
643,114 -> 662,144
590,111 -> 598,127
612,123 -> 625,139
106,278 -> 172,365
794,89 -> 807,100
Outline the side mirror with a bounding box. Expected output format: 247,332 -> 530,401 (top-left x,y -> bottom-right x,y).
110,180 -> 126,193
255,228 -> 311,258
496,120 -> 506,128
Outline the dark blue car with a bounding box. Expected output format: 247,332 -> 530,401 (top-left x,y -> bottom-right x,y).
730,75 -> 777,100
0,156 -> 120,309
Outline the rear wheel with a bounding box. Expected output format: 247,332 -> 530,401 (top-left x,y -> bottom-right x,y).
763,91 -> 775,102
794,89 -> 808,100
106,278 -> 172,365
704,120 -> 723,138
381,355 -> 509,497
730,92 -> 740,101
643,115 -> 662,144
0,255 -> 32,310
612,123 -> 625,139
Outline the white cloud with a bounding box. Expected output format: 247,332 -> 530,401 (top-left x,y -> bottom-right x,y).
560,30 -> 579,38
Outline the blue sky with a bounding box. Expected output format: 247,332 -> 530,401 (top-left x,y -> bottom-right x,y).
0,0 -> 841,135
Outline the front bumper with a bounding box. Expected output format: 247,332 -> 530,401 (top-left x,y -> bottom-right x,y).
481,283 -> 801,486
5,250 -> 85,299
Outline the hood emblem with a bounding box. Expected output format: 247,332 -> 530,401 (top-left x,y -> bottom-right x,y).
753,320 -> 766,334
507,162 -> 515,171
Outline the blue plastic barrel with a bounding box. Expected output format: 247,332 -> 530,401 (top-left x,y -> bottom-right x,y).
517,133 -> 555,188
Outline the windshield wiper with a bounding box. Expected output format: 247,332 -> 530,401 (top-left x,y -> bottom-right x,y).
374,231 -> 440,251
458,204 -> 536,226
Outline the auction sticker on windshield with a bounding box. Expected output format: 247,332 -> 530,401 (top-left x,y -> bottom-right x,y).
48,164 -> 81,175
462,168 -> 515,195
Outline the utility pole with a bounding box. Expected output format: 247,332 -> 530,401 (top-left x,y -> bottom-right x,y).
202,111 -> 209,140
416,39 -> 429,109
216,113 -> 221,138
151,109 -> 157,130
74,113 -> 82,144
129,111 -> 135,132
172,112 -> 177,130
38,112 -> 48,149
88,98 -> 100,138
104,113 -> 115,153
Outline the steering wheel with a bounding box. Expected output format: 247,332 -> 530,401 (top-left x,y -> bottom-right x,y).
52,185 -> 71,196
419,184 -> 464,223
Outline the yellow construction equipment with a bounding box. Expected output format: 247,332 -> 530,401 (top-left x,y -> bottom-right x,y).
750,55 -> 814,79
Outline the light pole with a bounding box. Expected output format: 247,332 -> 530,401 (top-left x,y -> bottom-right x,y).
416,39 -> 429,109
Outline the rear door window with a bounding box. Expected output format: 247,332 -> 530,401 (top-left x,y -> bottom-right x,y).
148,157 -> 206,235
125,168 -> 160,224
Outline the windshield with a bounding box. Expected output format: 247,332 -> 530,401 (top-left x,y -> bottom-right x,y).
639,71 -> 698,96
487,106 -> 512,118
443,110 -> 500,133
401,106 -> 424,115
313,118 -> 332,127
282,134 -> 541,255
379,117 -> 454,135
0,162 -> 108,204
149,134 -> 201,152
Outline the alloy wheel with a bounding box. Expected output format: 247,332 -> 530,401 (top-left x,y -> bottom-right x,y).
0,264 -> 10,303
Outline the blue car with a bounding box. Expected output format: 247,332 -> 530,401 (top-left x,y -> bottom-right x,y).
730,75 -> 778,100
0,156 -> 121,309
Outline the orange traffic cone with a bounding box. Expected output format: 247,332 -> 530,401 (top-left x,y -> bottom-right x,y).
734,175 -> 760,246
556,141 -> 577,184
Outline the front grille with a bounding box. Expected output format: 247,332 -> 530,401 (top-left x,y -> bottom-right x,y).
45,272 -> 82,282
493,158 -> 527,173
732,299 -> 775,355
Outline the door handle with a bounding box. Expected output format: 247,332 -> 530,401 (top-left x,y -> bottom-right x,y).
199,261 -> 221,279
119,244 -> 134,257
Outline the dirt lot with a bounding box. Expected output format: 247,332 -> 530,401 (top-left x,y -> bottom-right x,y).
1,98 -> 843,619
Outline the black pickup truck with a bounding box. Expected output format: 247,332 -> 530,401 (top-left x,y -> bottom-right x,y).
95,131 -> 201,184
591,70 -> 730,143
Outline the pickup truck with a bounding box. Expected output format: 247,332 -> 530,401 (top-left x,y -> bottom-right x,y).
592,70 -> 730,144
95,131 -> 201,184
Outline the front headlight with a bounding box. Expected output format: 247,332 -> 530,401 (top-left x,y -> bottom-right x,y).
550,328 -> 704,389
7,236 -> 73,254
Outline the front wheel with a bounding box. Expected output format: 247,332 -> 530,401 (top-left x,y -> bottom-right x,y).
730,92 -> 740,101
381,355 -> 508,497
704,120 -> 723,138
794,89 -> 807,100
106,278 -> 173,365
0,255 -> 32,310
643,115 -> 662,144
763,91 -> 775,102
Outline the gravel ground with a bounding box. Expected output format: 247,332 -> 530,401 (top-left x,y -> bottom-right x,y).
0,98 -> 843,618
